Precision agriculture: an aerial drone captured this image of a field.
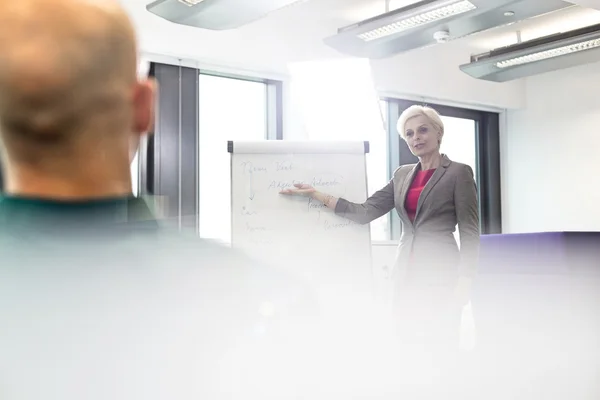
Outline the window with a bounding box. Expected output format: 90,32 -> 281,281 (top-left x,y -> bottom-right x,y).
131,151 -> 139,197
439,116 -> 477,185
198,73 -> 280,244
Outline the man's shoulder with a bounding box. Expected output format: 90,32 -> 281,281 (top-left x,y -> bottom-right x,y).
158,231 -> 313,301
1,221 -> 316,324
0,193 -> 315,313
117,226 -> 313,303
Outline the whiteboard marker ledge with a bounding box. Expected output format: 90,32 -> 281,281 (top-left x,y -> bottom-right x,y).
227,141 -> 370,154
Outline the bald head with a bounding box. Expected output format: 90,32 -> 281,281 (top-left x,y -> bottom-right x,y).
0,0 -> 154,197
0,0 -> 153,141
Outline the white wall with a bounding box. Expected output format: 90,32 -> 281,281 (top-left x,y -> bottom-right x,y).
502,61 -> 600,233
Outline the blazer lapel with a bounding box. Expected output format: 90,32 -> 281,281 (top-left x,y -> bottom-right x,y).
415,154 -> 452,220
399,163 -> 420,225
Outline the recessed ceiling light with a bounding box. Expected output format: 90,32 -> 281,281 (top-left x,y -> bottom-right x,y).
504,11 -> 515,17
495,37 -> 600,68
357,0 -> 477,42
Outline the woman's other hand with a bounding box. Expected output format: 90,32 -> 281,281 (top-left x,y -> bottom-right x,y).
279,183 -> 316,197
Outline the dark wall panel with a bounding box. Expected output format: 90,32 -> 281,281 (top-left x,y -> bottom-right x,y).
179,67 -> 199,229
479,113 -> 502,234
144,62 -> 199,231
154,64 -> 181,221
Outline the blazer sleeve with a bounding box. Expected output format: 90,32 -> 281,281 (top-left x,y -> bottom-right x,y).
334,171 -> 398,225
454,165 -> 480,277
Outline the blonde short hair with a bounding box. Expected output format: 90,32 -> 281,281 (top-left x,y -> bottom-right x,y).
396,105 -> 444,140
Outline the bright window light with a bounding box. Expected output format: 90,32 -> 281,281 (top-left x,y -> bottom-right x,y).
438,116 -> 477,247
496,37 -> 600,68
288,58 -> 387,240
288,58 -> 383,141
131,152 -> 139,197
198,75 -> 267,244
137,58 -> 150,80
357,0 -> 476,42
358,0 -> 477,42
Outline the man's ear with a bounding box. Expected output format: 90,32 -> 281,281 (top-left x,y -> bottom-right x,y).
132,78 -> 156,135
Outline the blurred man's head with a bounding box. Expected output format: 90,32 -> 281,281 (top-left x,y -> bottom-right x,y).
0,0 -> 155,198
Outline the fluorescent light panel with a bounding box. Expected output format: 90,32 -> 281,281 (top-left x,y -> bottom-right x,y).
357,0 -> 476,42
496,37 -> 600,68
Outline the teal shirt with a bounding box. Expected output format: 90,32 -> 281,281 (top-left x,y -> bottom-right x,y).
0,195 -> 158,232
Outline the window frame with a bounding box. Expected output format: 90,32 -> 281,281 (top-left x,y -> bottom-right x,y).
381,97 -> 502,238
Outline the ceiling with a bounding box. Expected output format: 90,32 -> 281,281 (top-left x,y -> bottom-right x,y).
467,2 -> 600,51
122,0 -> 600,56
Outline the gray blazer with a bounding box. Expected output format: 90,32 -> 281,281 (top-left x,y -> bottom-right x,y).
335,154 -> 480,279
